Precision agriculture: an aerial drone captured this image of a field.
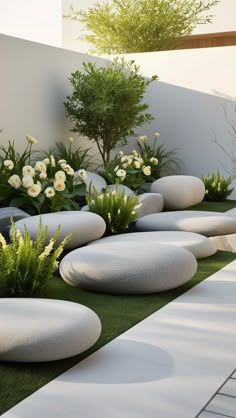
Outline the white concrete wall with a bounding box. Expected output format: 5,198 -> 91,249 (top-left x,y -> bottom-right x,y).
0,34 -> 108,156
62,0 -> 236,54
121,46 -> 236,197
0,0 -> 62,47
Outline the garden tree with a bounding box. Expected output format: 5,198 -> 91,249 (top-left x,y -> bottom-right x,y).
64,59 -> 157,165
65,0 -> 219,54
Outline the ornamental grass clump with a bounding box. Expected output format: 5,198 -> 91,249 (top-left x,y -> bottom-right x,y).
0,220 -> 72,297
202,171 -> 234,201
86,187 -> 140,235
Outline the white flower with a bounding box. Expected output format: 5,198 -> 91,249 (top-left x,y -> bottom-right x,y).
39,171 -> 47,180
116,169 -> 126,180
58,159 -> 67,165
54,180 -> 65,192
133,160 -> 141,169
150,157 -> 158,165
114,165 -> 119,173
8,174 -> 22,189
131,150 -> 138,157
117,151 -> 124,158
43,158 -> 50,165
27,183 -> 41,197
22,165 -> 35,177
55,170 -> 66,181
35,161 -> 47,173
142,165 -> 151,176
139,135 -> 147,143
4,160 -> 14,170
44,187 -> 55,198
26,135 -> 38,144
77,169 -> 87,180
155,132 -> 160,138
205,190 -> 209,195
22,175 -> 34,188
134,156 -> 144,164
121,155 -> 129,163
122,162 -> 128,169
50,155 -> 56,167
68,137 -> 74,144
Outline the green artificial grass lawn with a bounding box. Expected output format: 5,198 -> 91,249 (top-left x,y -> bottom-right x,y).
1,199 -> 236,414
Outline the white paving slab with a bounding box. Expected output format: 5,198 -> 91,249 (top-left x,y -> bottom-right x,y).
220,379 -> 236,397
3,261 -> 236,418
198,412 -> 229,418
206,394 -> 236,417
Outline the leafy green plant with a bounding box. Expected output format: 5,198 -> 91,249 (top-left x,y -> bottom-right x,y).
86,186 -> 140,235
100,149 -> 159,192
65,0 -> 219,54
202,171 -> 234,201
64,58 -> 157,165
135,133 -> 182,181
0,137 -> 87,215
53,137 -> 95,170
0,219 -> 71,297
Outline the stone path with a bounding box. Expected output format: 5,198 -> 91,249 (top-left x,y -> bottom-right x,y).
3,261 -> 236,418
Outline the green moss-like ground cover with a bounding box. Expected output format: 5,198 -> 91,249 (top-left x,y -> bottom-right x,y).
0,200 -> 236,414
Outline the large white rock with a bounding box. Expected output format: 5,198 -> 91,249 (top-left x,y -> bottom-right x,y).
14,211 -> 106,250
150,175 -> 205,210
60,242 -> 197,294
136,211 -> 236,237
107,184 -> 135,196
75,170 -> 107,193
0,299 -> 101,362
137,193 -> 163,218
88,231 -> 217,259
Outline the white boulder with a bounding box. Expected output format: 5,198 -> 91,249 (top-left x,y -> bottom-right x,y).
137,193 -> 163,218
75,170 -> 107,193
107,184 -> 135,196
0,298 -> 101,362
14,211 -> 106,249
136,211 -> 236,237
60,242 -> 197,294
89,231 -> 217,259
150,175 -> 205,210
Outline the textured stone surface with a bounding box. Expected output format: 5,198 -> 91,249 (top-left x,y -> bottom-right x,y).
60,242 -> 197,294
107,184 -> 135,196
0,299 -> 101,362
137,193 -> 163,218
136,211 -> 236,237
75,170 -> 107,193
14,211 -> 106,249
89,231 -> 217,259
210,233 -> 236,253
0,207 -> 30,234
150,175 -> 205,209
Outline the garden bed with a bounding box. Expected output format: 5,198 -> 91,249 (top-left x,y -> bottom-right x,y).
1,200 -> 236,415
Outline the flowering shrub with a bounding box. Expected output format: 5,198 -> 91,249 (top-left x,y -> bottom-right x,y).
0,137 -> 87,214
0,219 -> 71,297
202,171 -> 234,201
51,136 -> 95,170
86,186 -> 140,235
135,133 -> 181,181
101,149 -> 158,192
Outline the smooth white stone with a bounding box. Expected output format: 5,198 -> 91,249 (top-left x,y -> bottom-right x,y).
150,175 -> 205,209
136,211 -> 236,237
89,231 -> 217,259
14,211 -> 106,249
75,170 -> 107,193
0,299 -> 101,362
107,184 -> 135,196
60,242 -> 197,294
137,193 -> 163,218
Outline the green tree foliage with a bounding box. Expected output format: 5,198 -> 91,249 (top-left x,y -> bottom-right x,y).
64,59 -> 157,165
65,0 -> 219,54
